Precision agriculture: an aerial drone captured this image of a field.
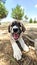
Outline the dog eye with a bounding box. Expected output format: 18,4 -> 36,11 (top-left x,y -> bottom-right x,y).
11,23 -> 14,27
18,22 -> 21,27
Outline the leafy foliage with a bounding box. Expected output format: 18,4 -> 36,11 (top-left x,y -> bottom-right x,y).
0,2 -> 8,19
34,18 -> 37,23
29,18 -> 33,23
11,4 -> 24,20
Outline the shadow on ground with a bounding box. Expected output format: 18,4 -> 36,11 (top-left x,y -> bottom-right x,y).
0,39 -> 37,65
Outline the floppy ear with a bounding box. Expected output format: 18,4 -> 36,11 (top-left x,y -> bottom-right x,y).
8,25 -> 10,33
22,24 -> 26,32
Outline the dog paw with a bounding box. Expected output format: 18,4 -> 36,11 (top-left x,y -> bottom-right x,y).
13,51 -> 22,60
24,46 -> 29,52
25,47 -> 29,52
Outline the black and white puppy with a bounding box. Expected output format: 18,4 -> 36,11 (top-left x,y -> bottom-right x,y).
8,20 -> 29,60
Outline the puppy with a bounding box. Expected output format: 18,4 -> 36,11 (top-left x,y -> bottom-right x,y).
8,20 -> 29,60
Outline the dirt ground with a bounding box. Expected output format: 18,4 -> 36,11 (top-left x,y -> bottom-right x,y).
0,24 -> 37,65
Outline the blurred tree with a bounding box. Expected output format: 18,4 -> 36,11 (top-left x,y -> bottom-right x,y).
29,18 -> 33,23
0,2 -> 8,19
11,4 -> 24,20
24,15 -> 28,22
34,18 -> 37,23
0,0 -> 6,3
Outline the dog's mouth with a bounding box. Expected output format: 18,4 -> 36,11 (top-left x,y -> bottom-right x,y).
13,33 -> 19,40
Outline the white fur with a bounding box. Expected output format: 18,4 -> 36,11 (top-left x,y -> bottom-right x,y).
18,37 -> 29,52
10,37 -> 29,60
12,42 -> 22,60
10,26 -> 29,60
13,25 -> 18,29
10,37 -> 22,60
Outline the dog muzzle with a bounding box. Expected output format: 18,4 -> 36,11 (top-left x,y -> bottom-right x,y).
13,33 -> 19,40
13,26 -> 19,40
12,25 -> 21,40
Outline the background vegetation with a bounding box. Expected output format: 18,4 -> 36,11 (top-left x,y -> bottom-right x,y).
11,4 -> 24,20
0,1 -> 8,19
0,1 -> 37,23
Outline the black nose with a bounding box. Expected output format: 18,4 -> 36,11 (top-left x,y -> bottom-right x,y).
13,28 -> 18,32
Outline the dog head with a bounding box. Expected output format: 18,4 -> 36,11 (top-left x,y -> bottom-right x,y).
8,21 -> 26,40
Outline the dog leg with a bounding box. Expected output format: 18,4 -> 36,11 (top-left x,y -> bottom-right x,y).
18,38 -> 29,52
10,39 -> 22,60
